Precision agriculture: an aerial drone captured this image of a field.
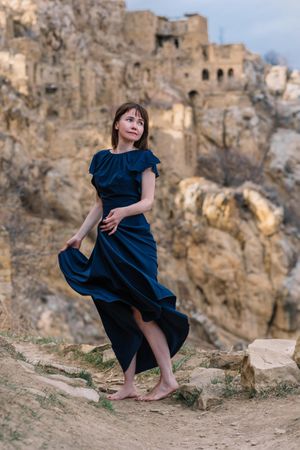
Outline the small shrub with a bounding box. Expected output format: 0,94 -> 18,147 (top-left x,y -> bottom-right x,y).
222,373 -> 239,398
247,383 -> 299,399
90,395 -> 115,413
67,348 -> 116,371
172,354 -> 191,372
35,391 -> 65,410
77,370 -> 93,387
173,387 -> 201,408
211,377 -> 223,385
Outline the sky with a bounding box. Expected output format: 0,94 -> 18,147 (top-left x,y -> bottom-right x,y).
125,0 -> 300,69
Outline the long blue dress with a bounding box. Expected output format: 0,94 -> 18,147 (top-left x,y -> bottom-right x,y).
58,148 -> 190,374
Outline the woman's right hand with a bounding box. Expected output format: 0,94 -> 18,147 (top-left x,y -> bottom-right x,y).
59,235 -> 83,252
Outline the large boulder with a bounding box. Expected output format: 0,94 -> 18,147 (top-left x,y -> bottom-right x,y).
241,339 -> 300,392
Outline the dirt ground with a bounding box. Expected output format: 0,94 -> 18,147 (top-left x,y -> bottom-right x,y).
1,333 -> 299,450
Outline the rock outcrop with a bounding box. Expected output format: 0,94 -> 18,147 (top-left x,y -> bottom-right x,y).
169,179 -> 298,345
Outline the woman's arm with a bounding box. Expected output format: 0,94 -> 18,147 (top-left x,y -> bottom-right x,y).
122,168 -> 156,217
59,193 -> 103,251
76,192 -> 103,239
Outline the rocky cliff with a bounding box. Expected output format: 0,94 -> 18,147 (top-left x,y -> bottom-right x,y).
0,0 -> 299,348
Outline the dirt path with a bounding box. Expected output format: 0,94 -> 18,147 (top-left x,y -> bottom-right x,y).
1,334 -> 299,450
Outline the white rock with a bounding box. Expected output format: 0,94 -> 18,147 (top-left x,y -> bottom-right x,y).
248,338 -> 296,356
283,83 -> 300,101
283,70 -> 300,101
274,428 -> 287,435
265,66 -> 287,95
243,188 -> 283,236
35,375 -> 99,402
241,339 -> 300,391
47,373 -> 87,387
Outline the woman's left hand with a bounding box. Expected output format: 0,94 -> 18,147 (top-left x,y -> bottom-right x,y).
99,208 -> 126,235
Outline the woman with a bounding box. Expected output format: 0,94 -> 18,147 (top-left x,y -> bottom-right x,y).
58,102 -> 190,401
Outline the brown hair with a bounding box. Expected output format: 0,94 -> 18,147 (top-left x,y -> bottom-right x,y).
111,102 -> 149,150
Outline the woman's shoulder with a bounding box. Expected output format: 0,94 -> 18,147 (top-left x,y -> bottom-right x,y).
91,148 -> 110,162
122,148 -> 160,167
88,149 -> 109,174
94,148 -> 110,156
128,148 -> 161,179
135,148 -> 160,163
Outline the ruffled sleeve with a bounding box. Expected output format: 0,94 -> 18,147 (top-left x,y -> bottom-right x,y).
129,149 -> 160,193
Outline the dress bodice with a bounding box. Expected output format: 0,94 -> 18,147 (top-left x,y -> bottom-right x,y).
89,149 -> 160,208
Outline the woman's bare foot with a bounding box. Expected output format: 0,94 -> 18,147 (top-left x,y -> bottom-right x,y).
134,374 -> 161,400
107,384 -> 139,400
148,374 -> 162,392
135,378 -> 179,401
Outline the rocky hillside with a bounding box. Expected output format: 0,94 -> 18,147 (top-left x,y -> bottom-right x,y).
0,0 -> 299,347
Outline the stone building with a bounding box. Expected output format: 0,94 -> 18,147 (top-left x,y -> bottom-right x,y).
124,10 -> 248,95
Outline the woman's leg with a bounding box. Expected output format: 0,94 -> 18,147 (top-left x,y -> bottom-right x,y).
106,352 -> 139,400
131,306 -> 179,401
93,300 -> 140,400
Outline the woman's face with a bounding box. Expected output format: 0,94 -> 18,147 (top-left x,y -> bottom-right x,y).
115,108 -> 144,144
